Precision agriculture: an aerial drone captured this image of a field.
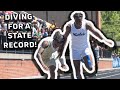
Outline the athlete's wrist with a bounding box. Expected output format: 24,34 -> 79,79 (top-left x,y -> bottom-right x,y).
101,38 -> 107,43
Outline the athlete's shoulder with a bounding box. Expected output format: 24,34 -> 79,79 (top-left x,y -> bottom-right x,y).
85,19 -> 97,31
85,19 -> 94,25
64,20 -> 74,27
43,37 -> 52,41
38,37 -> 52,47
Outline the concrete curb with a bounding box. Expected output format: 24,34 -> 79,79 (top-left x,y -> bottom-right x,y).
11,75 -> 45,79
98,67 -> 120,71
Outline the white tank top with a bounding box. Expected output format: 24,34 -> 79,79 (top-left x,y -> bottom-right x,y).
70,19 -> 89,50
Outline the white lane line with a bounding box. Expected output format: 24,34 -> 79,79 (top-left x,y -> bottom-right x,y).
60,75 -> 71,79
97,70 -> 120,76
60,68 -> 120,79
60,70 -> 120,79
11,76 -> 45,79
96,73 -> 120,79
98,67 -> 120,71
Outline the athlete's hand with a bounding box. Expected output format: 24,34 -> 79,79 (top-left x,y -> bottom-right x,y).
61,64 -> 67,69
42,65 -> 49,71
60,64 -> 69,72
103,39 -> 114,48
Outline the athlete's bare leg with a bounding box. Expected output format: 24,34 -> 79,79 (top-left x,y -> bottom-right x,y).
73,60 -> 82,79
83,55 -> 93,70
49,65 -> 56,79
83,55 -> 98,77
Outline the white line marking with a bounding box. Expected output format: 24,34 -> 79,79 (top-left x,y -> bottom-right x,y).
97,70 -> 120,76
11,76 -> 45,79
97,73 -> 120,79
60,75 -> 71,79
98,67 -> 120,71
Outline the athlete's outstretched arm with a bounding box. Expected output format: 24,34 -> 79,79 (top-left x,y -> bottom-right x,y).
86,20 -> 114,47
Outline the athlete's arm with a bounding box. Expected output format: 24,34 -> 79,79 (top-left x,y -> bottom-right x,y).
63,24 -> 71,41
86,20 -> 114,47
59,57 -> 69,71
61,23 -> 71,56
37,41 -> 49,70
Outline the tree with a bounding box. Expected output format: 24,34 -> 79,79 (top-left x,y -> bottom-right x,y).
101,11 -> 120,53
101,11 -> 120,41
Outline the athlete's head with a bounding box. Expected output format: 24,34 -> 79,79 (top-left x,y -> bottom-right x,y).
70,11 -> 85,23
53,31 -> 64,48
53,30 -> 65,58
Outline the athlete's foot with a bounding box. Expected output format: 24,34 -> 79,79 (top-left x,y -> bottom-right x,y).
84,75 -> 87,79
71,73 -> 74,79
57,74 -> 61,79
88,67 -> 92,71
95,74 -> 97,76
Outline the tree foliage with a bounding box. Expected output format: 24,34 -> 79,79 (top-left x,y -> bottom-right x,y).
101,11 -> 120,41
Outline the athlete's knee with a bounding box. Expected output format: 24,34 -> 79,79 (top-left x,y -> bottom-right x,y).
84,55 -> 92,70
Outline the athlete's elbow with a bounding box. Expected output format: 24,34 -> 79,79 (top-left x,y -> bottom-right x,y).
37,53 -> 41,59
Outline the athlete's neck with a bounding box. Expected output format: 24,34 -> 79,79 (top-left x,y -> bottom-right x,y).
74,22 -> 82,29
52,41 -> 58,49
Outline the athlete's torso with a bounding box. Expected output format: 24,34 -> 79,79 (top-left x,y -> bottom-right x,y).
41,38 -> 59,62
69,19 -> 90,50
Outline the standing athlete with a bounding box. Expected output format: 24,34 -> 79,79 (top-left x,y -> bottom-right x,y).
62,11 -> 114,79
34,29 -> 69,79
